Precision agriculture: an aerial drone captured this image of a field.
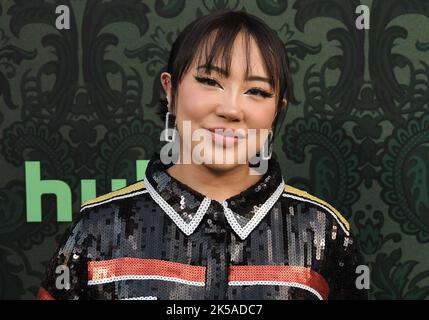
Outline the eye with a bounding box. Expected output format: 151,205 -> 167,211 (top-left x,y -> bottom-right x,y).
246,88 -> 274,99
194,76 -> 222,88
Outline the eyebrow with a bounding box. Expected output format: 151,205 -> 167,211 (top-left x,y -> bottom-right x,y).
196,64 -> 273,87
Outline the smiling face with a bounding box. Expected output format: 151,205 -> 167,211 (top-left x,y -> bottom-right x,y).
161,31 -> 286,172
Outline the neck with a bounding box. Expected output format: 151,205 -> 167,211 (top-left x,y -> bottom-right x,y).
167,162 -> 263,202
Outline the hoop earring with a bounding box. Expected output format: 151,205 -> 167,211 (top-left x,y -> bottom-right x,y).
261,129 -> 273,160
164,110 -> 176,142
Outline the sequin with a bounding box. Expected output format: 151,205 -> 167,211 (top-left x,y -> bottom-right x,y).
37,155 -> 367,300
180,195 -> 186,210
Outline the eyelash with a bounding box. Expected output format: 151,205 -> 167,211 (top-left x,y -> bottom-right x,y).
194,76 -> 274,98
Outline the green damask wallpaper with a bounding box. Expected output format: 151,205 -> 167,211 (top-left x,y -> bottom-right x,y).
0,0 -> 428,300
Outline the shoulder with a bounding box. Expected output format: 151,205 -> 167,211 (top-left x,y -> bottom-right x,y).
281,184 -> 351,236
52,181 -> 149,260
80,180 -> 148,213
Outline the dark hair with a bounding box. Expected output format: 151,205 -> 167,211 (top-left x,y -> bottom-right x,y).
160,10 -> 293,140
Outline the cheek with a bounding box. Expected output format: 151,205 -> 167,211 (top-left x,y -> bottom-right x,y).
176,80 -> 215,123
244,102 -> 277,129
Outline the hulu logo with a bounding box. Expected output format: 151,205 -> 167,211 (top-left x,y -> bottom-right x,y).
25,160 -> 149,222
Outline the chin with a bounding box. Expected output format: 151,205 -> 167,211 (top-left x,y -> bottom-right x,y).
192,145 -> 251,172
200,161 -> 246,173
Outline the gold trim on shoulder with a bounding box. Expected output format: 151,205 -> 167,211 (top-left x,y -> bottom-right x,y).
284,185 -> 350,231
81,181 -> 146,211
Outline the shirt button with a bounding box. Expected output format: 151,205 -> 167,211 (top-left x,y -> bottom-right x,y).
222,201 -> 228,208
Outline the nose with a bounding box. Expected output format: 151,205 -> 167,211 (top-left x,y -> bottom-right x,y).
215,92 -> 244,122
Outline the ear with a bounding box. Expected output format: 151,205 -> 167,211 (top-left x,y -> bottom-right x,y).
160,72 -> 172,112
281,98 -> 288,110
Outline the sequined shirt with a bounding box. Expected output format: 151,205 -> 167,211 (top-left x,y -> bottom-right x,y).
37,156 -> 367,300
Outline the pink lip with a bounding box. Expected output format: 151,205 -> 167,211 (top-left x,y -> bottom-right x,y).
205,128 -> 246,147
206,128 -> 246,138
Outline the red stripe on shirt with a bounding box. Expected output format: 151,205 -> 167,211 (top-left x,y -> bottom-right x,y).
36,287 -> 55,300
88,258 -> 206,283
229,265 -> 329,299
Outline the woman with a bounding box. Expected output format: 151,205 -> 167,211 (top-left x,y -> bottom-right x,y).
37,11 -> 366,300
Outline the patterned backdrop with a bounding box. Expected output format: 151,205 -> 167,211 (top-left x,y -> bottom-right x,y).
0,0 -> 428,300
